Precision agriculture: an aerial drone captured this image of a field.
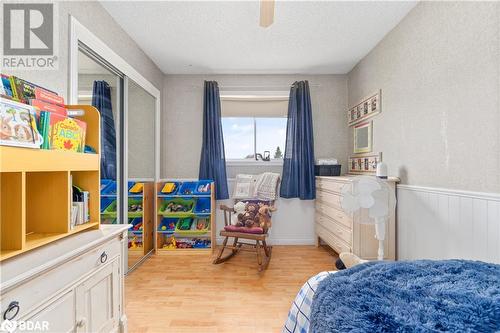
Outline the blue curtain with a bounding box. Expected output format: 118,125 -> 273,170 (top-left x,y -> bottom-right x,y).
199,81 -> 229,200
92,80 -> 116,180
280,81 -> 316,200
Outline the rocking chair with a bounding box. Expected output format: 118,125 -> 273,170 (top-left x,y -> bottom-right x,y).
213,174 -> 279,272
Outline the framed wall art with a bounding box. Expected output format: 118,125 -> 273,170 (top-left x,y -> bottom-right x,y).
353,121 -> 372,153
348,152 -> 382,174
348,90 -> 381,126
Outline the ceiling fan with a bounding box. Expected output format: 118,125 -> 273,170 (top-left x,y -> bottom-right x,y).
260,0 -> 275,28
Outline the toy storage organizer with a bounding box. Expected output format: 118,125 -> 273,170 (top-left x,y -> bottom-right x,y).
100,179 -> 154,255
0,105 -> 101,262
156,180 -> 215,253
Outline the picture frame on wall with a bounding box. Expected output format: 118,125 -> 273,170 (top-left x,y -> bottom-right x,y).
348,152 -> 382,174
353,121 -> 373,153
348,90 -> 381,126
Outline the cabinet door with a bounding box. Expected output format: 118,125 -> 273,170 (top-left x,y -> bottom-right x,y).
22,290 -> 76,333
75,260 -> 120,333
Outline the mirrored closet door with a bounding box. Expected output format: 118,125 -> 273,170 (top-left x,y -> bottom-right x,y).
76,42 -> 159,273
125,80 -> 157,270
77,47 -> 125,232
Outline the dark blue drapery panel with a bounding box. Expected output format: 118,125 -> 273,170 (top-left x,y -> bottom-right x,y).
280,81 -> 316,200
199,81 -> 229,200
92,80 -> 116,180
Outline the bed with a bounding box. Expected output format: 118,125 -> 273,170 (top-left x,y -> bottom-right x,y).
283,260 -> 500,333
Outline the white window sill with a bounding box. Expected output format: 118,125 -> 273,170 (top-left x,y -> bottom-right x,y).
226,159 -> 284,167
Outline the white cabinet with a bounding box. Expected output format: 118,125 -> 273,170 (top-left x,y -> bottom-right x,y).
76,259 -> 120,333
24,290 -> 76,333
315,176 -> 398,260
0,225 -> 128,333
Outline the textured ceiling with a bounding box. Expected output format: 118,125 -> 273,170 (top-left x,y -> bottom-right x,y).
101,1 -> 417,74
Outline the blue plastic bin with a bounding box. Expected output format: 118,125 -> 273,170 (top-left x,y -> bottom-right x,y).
178,182 -> 197,195
158,217 -> 177,233
100,197 -> 115,213
194,197 -> 211,215
194,180 -> 212,195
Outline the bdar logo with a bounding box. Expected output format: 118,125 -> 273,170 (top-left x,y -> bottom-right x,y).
3,3 -> 54,56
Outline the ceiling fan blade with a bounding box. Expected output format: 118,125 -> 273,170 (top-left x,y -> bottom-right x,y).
260,0 -> 275,28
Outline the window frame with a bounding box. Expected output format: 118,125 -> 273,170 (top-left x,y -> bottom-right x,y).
222,116 -> 286,166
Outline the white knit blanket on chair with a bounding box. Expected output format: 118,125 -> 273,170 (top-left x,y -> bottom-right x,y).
233,172 -> 280,200
253,172 -> 280,200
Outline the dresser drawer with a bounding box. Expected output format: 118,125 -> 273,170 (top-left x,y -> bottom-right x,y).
316,190 -> 342,210
316,202 -> 352,229
316,224 -> 351,254
0,238 -> 121,323
316,179 -> 351,194
316,213 -> 352,246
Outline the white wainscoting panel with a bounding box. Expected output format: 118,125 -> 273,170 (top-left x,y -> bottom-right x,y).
215,179 -> 316,245
397,185 -> 500,263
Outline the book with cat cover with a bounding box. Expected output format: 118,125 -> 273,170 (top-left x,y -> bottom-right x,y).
0,98 -> 43,149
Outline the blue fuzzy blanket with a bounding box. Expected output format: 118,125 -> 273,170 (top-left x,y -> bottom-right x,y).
310,260 -> 500,332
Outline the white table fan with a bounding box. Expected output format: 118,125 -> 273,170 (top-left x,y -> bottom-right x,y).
340,176 -> 396,261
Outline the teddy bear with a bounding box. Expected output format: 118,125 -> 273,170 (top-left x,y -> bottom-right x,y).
257,205 -> 276,229
231,201 -> 246,226
239,202 -> 260,228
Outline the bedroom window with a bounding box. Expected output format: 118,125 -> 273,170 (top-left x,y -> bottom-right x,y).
220,93 -> 288,162
221,117 -> 287,160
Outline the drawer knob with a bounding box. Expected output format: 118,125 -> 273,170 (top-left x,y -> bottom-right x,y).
3,301 -> 19,320
100,251 -> 108,264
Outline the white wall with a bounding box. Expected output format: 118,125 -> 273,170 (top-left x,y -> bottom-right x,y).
348,1 -> 500,193
162,74 -> 348,177
347,2 -> 500,262
1,1 -> 163,97
163,74 -> 348,244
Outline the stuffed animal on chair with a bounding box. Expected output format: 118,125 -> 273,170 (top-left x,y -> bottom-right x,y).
240,202 -> 260,228
232,201 -> 246,226
257,205 -> 276,229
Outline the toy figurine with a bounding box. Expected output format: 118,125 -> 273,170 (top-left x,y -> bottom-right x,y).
197,183 -> 210,193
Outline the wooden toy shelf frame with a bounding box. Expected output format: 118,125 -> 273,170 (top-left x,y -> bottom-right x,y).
155,180 -> 215,254
0,105 -> 101,261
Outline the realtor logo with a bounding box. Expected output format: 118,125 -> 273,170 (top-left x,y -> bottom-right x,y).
2,3 -> 58,69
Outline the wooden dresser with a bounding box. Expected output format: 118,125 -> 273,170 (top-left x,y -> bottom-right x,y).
315,176 -> 398,260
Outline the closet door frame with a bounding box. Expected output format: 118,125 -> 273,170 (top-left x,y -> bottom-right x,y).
68,17 -> 161,270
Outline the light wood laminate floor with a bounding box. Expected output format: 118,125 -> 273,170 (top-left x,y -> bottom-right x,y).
125,245 -> 337,333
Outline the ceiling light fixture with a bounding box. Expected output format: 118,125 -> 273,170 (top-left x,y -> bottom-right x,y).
260,0 -> 275,28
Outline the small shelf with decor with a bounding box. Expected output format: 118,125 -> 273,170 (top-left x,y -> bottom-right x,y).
155,180 -> 215,254
0,104 -> 101,262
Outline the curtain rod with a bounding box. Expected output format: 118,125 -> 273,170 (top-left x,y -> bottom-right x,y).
188,84 -> 321,89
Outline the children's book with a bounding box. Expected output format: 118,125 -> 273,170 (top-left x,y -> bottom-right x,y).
0,74 -> 14,98
31,99 -> 67,117
48,113 -> 86,152
0,98 -> 43,148
34,87 -> 64,106
9,76 -> 57,103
